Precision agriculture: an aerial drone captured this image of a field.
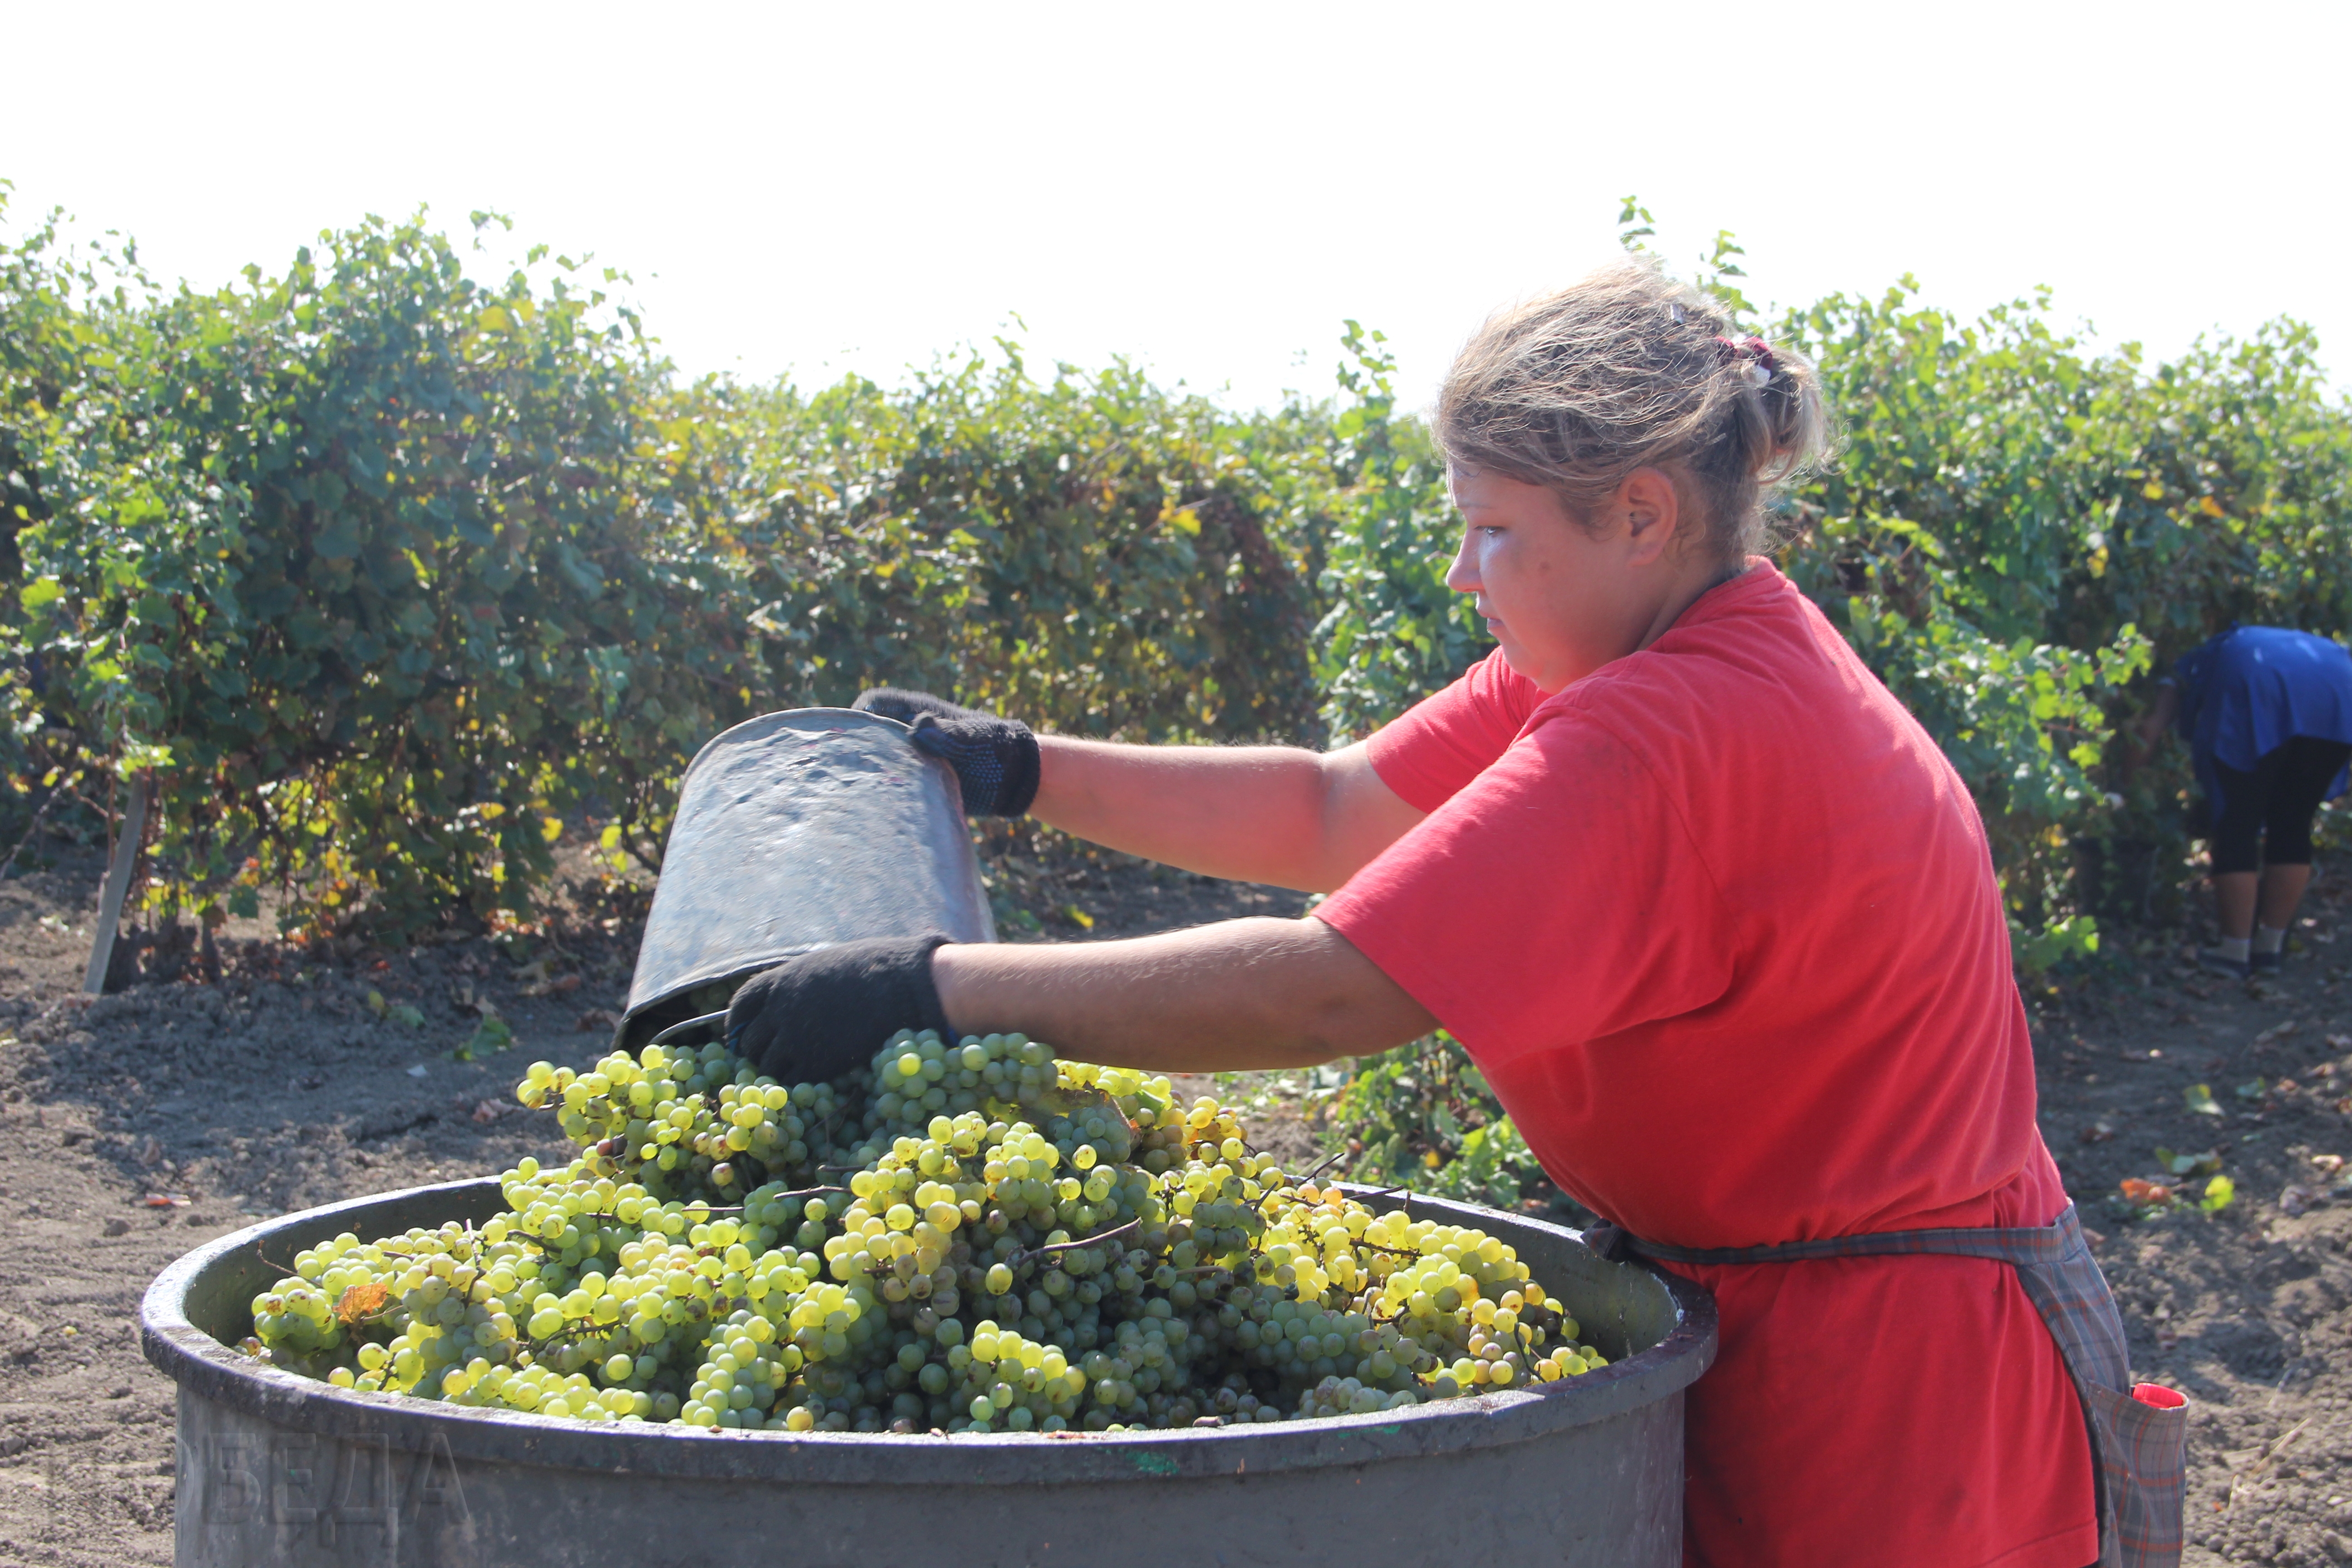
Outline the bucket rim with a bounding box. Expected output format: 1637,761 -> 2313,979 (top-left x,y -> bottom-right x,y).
678,706 -> 915,783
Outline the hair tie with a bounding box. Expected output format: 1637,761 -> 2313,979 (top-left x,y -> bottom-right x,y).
1713,334 -> 1778,389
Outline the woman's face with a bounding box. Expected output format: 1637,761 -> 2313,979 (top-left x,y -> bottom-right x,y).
1443,466 -> 1690,693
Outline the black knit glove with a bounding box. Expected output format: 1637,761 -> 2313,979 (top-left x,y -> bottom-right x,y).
852,688 -> 1040,817
725,935 -> 953,1083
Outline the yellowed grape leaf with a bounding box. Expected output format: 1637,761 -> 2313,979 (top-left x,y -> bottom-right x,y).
336,1281 -> 391,1324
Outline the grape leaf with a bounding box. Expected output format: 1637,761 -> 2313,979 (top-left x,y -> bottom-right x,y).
336,1281 -> 391,1324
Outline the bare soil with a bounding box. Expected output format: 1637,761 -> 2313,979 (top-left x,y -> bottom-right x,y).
0,829 -> 2347,1566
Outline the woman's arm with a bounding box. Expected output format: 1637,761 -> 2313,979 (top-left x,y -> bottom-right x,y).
931,917 -> 1436,1073
2133,681 -> 2179,751
2116,681 -> 2179,781
1031,738 -> 1424,893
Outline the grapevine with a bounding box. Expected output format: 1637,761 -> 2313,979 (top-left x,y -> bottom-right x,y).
240,1027 -> 1612,1433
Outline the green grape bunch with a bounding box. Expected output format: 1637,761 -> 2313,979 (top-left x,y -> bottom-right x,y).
239,1024 -> 1613,1434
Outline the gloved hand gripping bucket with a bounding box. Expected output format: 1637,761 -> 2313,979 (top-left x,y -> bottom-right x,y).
616,707 -> 997,1050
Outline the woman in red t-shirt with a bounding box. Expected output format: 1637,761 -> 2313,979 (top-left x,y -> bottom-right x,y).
727,263 -> 2178,1567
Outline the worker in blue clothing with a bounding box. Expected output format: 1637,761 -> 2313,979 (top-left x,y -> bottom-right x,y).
2133,625 -> 2352,977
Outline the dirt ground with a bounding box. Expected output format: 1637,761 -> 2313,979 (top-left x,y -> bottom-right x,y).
0,829 -> 2347,1566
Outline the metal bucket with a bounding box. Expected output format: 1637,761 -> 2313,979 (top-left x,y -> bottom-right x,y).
143,1180 -> 1716,1568
619,708 -> 996,1049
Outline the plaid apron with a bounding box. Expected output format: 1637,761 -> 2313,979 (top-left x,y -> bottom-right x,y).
1585,1203 -> 2186,1568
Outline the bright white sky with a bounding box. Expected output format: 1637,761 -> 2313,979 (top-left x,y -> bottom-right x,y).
7,0 -> 2346,414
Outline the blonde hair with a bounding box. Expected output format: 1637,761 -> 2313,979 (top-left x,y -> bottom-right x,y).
1435,261 -> 1830,563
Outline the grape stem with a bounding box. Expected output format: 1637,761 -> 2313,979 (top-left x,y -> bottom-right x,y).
254,1240 -> 304,1274
1299,1149 -> 1351,1186
1008,1217 -> 1141,1269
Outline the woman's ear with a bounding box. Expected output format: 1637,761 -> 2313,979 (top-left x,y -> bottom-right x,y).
1617,467 -> 1683,565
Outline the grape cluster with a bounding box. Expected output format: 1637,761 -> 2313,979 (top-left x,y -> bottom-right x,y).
242,1026 -> 1613,1433
538,1037 -> 854,1197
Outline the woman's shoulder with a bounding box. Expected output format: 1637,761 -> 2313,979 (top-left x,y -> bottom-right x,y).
1407,646 -> 1546,744
1539,566 -> 1850,725
1532,568 -> 1967,816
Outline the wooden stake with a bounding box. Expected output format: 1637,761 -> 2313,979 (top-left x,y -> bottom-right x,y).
82,774 -> 149,995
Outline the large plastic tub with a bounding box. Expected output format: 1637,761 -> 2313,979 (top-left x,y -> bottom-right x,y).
143,1179 -> 1716,1568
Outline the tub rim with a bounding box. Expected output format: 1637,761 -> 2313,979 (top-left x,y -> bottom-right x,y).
143,1176 -> 1717,1485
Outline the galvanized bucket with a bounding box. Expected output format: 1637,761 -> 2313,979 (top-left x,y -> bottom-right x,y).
143,1179 -> 1716,1568
619,708 -> 996,1049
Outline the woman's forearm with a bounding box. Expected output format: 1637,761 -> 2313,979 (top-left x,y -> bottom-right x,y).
2123,681 -> 2180,770
930,917 -> 1436,1075
1031,737 -> 1421,892
2139,681 -> 2179,746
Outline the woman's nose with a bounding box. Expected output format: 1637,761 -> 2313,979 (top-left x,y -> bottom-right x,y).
1444,530 -> 1481,594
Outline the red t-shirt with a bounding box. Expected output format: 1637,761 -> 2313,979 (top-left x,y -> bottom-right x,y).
1315,563 -> 2095,1568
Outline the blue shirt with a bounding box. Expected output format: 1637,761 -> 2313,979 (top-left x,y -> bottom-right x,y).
2172,625 -> 2352,821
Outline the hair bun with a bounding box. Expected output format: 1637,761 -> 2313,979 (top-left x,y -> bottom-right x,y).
1438,263 -> 1831,564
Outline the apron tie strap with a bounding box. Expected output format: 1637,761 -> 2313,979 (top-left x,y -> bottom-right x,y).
1588,1212 -> 2074,1269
